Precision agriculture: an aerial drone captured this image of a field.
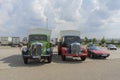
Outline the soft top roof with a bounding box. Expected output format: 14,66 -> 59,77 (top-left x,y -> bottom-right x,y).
60,30 -> 80,37
28,28 -> 51,36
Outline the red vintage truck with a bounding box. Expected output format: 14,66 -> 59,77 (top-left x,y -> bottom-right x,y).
58,30 -> 87,61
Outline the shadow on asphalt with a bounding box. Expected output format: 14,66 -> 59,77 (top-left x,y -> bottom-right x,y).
0,54 -> 48,67
0,53 -> 84,68
52,53 -> 83,64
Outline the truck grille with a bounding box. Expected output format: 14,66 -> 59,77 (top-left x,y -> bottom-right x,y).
31,45 -> 42,56
71,44 -> 80,54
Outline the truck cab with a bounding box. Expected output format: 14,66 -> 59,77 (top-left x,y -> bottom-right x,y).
22,28 -> 52,64
58,30 -> 87,61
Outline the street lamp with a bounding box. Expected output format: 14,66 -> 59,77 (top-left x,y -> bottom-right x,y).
46,18 -> 48,29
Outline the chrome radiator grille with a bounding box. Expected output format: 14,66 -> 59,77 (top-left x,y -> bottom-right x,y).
31,45 -> 42,56
71,43 -> 80,54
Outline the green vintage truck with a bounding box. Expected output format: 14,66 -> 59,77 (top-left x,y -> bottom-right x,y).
22,28 -> 52,64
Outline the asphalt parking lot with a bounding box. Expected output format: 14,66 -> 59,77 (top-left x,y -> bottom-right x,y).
0,46 -> 120,80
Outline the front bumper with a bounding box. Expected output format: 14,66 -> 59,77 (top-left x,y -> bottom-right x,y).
109,48 -> 117,50
23,54 -> 51,59
63,53 -> 88,57
94,54 -> 110,58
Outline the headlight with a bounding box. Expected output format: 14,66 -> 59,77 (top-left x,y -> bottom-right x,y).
46,48 -> 52,53
47,48 -> 51,52
22,47 -> 28,52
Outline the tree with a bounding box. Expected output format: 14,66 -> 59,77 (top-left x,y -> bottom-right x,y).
84,37 -> 89,44
111,39 -> 115,44
118,40 -> 120,45
92,38 -> 97,44
101,37 -> 106,44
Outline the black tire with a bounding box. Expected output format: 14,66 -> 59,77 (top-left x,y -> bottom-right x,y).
103,57 -> 107,59
80,56 -> 86,61
47,56 -> 52,63
58,51 -> 61,55
62,55 -> 66,61
90,53 -> 95,59
23,58 -> 28,64
88,52 -> 91,57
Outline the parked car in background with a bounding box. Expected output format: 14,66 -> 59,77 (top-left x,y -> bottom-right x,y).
86,43 -> 94,50
87,46 -> 110,59
107,44 -> 117,50
11,37 -> 20,47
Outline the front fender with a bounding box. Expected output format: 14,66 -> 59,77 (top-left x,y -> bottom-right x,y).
62,47 -> 67,55
22,48 -> 28,55
46,48 -> 53,55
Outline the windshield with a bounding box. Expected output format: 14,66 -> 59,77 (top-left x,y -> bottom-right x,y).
64,36 -> 80,44
29,35 -> 47,41
90,46 -> 100,50
87,44 -> 94,47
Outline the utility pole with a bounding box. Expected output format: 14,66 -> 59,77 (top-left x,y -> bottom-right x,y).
46,18 -> 48,29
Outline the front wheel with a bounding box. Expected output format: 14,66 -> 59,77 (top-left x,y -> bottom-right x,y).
80,56 -> 86,61
103,57 -> 107,59
23,58 -> 28,64
47,56 -> 52,63
58,51 -> 61,55
90,53 -> 95,59
62,55 -> 66,61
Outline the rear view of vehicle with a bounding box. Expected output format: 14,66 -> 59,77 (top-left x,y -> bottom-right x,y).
58,30 -> 87,61
107,44 -> 117,50
11,37 -> 20,47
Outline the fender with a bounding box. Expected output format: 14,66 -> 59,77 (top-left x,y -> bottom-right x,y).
22,48 -> 28,55
61,47 -> 67,55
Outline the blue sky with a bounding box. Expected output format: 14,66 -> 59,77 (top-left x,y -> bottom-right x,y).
0,0 -> 120,39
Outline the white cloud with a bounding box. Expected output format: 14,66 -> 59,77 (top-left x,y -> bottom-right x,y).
0,0 -> 120,39
32,0 -> 50,21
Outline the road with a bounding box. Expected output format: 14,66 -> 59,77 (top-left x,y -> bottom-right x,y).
0,46 -> 120,80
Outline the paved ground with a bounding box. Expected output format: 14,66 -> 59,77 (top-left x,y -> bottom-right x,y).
0,46 -> 120,80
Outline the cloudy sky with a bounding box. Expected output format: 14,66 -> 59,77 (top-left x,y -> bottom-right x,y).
0,0 -> 120,39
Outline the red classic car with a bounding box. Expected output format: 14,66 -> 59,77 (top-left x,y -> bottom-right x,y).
87,46 -> 110,59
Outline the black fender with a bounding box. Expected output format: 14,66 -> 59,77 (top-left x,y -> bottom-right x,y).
22,48 -> 28,56
46,48 -> 53,55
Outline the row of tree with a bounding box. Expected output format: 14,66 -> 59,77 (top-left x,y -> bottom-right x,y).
84,37 -> 120,45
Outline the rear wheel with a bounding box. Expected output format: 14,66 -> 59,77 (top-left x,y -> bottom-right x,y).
80,56 -> 86,61
23,58 -> 28,64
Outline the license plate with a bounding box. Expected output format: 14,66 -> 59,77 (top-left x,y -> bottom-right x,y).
73,57 -> 80,59
32,56 -> 41,59
102,54 -> 107,56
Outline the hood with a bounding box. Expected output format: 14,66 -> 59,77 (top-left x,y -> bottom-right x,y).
91,50 -> 109,54
31,41 -> 43,46
30,41 -> 48,45
71,42 -> 81,46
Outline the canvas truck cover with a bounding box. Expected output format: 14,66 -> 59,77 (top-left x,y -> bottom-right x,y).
58,30 -> 80,42
28,28 -> 51,36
